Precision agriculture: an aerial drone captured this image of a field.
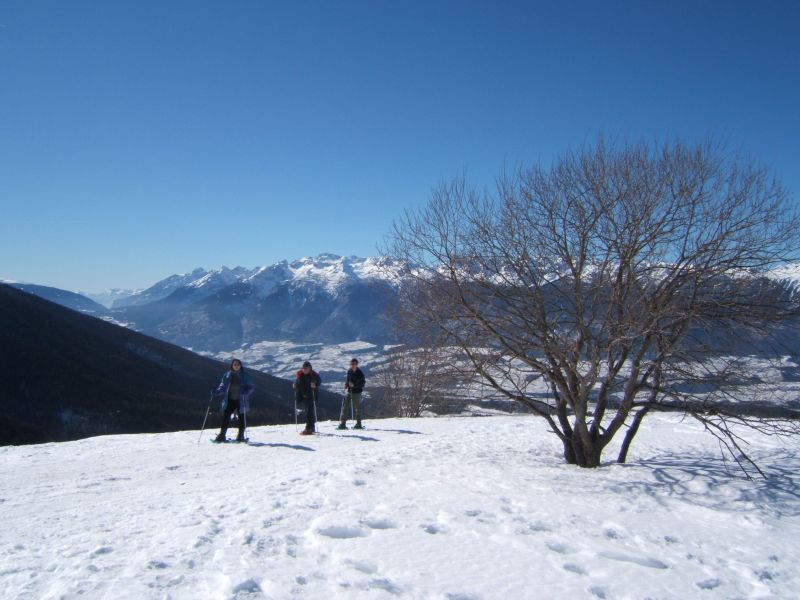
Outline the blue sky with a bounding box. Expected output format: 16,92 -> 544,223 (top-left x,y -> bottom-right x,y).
1,1 -> 798,292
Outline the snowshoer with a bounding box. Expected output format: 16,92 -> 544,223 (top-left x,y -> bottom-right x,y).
294,361 -> 321,435
213,359 -> 254,442
338,358 -> 365,430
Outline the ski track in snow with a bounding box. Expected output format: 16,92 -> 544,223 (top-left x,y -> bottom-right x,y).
1,414 -> 799,599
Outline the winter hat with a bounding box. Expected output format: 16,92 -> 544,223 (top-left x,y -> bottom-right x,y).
303,361 -> 312,369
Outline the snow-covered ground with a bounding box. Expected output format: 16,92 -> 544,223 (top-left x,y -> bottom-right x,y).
1,414 -> 799,599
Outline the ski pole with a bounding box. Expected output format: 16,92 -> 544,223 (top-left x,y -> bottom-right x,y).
294,393 -> 298,432
198,389 -> 214,445
312,387 -> 318,429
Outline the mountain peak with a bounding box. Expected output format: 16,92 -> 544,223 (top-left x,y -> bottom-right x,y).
113,254 -> 401,308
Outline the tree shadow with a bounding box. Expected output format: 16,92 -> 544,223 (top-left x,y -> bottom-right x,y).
367,428 -> 425,435
247,442 -> 315,452
613,450 -> 800,518
344,434 -> 380,442
318,432 -> 380,442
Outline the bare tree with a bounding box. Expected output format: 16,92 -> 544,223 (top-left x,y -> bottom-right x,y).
371,345 -> 453,417
385,138 -> 800,473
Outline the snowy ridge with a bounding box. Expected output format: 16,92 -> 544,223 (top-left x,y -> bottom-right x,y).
118,255 -> 406,306
187,266 -> 251,291
113,268 -> 209,307
769,263 -> 800,285
1,414 -> 798,598
285,254 -> 406,295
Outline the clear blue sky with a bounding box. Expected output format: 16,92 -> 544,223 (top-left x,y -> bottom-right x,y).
1,1 -> 798,292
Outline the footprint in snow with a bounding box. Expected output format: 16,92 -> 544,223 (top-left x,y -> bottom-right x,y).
194,521 -> 222,547
546,541 -> 571,554
598,550 -> 668,569
589,586 -> 608,598
360,517 -> 397,530
421,524 -> 446,535
92,546 -> 113,557
316,525 -> 369,539
368,578 -> 404,596
345,558 -> 378,575
696,578 -> 721,590
517,520 -> 550,534
563,563 -> 586,575
232,578 -> 264,598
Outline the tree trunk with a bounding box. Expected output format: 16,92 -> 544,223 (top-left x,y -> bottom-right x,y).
564,433 -> 601,467
617,405 -> 650,463
563,437 -> 577,464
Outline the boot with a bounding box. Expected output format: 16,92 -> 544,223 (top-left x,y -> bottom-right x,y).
213,433 -> 226,443
236,432 -> 246,442
353,421 -> 364,430
299,428 -> 315,436
336,423 -> 348,430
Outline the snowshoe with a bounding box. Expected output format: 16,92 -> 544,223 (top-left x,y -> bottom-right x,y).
353,423 -> 364,430
336,423 -> 348,430
299,429 -> 315,436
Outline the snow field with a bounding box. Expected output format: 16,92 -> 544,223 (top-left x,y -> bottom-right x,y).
1,414 -> 798,599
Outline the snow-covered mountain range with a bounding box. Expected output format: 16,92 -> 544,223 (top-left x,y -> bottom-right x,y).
108,255 -> 405,353
112,255 -> 405,309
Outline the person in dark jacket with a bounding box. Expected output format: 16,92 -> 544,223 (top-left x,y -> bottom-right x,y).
293,360 -> 321,435
213,358 -> 255,442
338,358 -> 366,430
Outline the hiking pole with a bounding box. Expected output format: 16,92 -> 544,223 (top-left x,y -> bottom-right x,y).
198,389 -> 214,445
312,387 -> 318,431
